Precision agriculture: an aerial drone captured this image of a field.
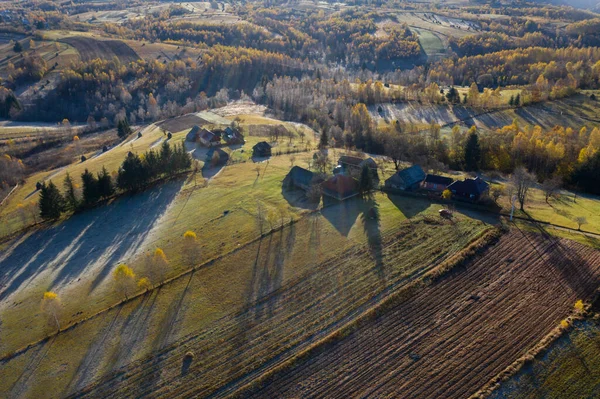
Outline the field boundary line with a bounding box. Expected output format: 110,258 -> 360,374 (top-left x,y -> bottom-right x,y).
470,310 -> 593,399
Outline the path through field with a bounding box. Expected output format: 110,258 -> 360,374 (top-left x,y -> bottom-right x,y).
240,230 -> 600,398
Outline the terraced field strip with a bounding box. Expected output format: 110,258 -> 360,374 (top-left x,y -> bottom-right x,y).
70,217 -> 488,399
240,231 -> 600,398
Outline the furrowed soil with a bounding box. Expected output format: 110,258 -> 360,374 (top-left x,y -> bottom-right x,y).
238,230 -> 600,399
60,37 -> 139,63
0,213 -> 487,398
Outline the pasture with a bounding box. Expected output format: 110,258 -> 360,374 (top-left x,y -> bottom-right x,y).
0,190 -> 489,398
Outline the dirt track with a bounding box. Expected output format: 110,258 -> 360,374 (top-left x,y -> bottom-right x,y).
239,231 -> 600,398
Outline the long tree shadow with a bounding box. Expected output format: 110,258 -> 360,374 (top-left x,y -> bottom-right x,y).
361,195 -> 385,281
0,179 -> 184,302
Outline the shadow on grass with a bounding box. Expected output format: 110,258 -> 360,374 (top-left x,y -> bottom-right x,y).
0,179 -> 184,302
320,196 -> 362,237
385,192 -> 430,219
361,195 -> 384,281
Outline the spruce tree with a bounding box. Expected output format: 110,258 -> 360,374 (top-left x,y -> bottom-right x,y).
159,140 -> 173,174
319,130 -> 328,149
358,163 -> 373,195
118,152 -> 149,192
97,167 -> 114,199
117,118 -> 132,140
464,132 -> 481,171
39,181 -> 65,220
514,93 -> 521,106
81,169 -> 100,205
62,172 -> 79,211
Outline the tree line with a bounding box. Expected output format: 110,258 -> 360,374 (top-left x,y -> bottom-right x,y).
38,140 -> 191,219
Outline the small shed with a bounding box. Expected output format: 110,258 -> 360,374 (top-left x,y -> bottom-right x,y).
422,174 -> 453,192
253,141 -> 272,158
384,165 -> 426,191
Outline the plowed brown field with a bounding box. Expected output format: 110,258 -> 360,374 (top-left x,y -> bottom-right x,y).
238,231 -> 600,399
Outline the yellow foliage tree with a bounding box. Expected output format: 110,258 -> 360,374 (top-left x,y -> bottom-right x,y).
138,277 -> 151,291
574,299 -> 585,312
183,231 -> 200,267
41,291 -> 61,330
113,264 -> 136,299
442,189 -> 452,200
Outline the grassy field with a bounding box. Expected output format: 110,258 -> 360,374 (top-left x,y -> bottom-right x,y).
490,319 -> 600,399
411,27 -> 445,59
493,183 -> 600,235
0,190 -> 489,398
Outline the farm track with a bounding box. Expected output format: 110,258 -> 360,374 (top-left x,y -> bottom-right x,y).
69,219 -> 485,399
239,231 -> 600,398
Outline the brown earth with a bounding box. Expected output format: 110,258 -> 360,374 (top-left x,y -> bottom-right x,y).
156,114 -> 211,133
237,230 -> 600,398
60,37 -> 139,63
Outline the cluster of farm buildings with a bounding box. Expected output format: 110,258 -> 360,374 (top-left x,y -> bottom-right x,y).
284,155 -> 490,202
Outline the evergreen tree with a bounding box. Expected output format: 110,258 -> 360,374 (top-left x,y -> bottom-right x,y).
509,95 -> 515,106
570,152 -> 600,195
159,140 -> 173,174
144,149 -> 160,176
81,169 -> 100,205
358,163 -> 374,195
39,181 -> 65,220
118,152 -> 149,192
514,93 -> 521,106
117,118 -> 132,140
446,87 -> 459,104
318,130 -> 328,149
62,172 -> 79,211
13,41 -> 22,52
464,132 -> 481,171
97,167 -> 114,199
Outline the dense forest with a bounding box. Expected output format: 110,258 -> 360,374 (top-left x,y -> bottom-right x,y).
1,0 -> 600,195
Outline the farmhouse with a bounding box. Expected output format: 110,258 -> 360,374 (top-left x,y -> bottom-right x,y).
321,174 -> 359,201
422,174 -> 453,192
384,165 -> 426,191
185,125 -> 201,142
336,155 -> 378,177
283,166 -> 323,190
199,129 -> 221,147
222,127 -> 244,145
447,177 -> 490,202
253,141 -> 272,157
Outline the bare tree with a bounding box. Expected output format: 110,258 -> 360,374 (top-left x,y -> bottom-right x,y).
256,201 -> 266,234
541,175 -> 562,203
574,216 -> 587,231
510,166 -> 536,211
